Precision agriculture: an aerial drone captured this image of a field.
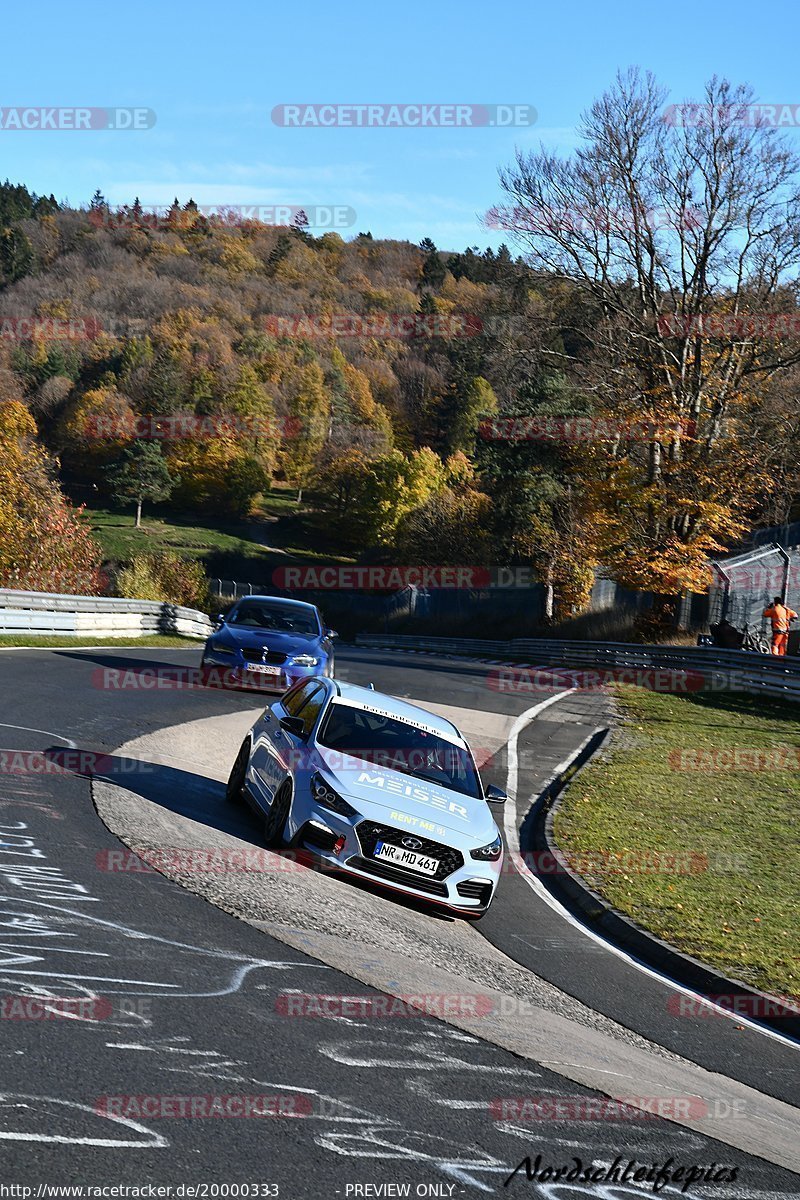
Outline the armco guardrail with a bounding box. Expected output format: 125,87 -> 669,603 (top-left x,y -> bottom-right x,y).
354,633 -> 800,700
0,588 -> 213,640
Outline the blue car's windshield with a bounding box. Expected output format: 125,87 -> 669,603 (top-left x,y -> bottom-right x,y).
318,703 -> 482,799
228,601 -> 320,636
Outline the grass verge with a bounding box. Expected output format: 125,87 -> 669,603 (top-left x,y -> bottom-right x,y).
553,686 -> 800,1000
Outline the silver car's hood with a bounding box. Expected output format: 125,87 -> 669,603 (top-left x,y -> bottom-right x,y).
321,758 -> 499,844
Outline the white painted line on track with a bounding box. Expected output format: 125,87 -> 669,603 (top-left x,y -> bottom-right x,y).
0,723 -> 77,748
503,695 -> 800,1051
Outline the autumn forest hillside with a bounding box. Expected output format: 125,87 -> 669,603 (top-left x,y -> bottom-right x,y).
3,76 -> 800,623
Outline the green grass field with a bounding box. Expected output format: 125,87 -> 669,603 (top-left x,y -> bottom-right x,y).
554,687 -> 800,1000
87,507 -> 278,564
84,488 -> 355,580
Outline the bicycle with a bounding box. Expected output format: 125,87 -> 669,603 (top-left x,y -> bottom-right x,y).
741,623 -> 772,654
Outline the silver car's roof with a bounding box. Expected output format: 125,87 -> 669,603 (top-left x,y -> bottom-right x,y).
332,680 -> 465,747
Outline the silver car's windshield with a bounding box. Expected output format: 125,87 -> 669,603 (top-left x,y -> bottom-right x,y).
318,702 -> 482,799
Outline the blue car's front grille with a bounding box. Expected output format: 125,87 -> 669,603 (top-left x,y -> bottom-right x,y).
240,648 -> 287,665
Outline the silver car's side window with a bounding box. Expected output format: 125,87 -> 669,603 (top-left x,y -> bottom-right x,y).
298,687 -> 325,737
282,680 -> 319,717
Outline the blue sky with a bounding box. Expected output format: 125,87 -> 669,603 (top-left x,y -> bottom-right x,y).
3,0 -> 799,252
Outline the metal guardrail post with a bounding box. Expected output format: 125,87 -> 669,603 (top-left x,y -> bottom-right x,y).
777,545 -> 791,604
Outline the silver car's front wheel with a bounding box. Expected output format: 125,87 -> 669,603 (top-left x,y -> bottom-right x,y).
264,782 -> 292,847
226,741 -> 249,804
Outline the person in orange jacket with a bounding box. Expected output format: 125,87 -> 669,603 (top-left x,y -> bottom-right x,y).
762,596 -> 798,656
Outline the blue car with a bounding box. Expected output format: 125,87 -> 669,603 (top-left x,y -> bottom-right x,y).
201,596 -> 336,692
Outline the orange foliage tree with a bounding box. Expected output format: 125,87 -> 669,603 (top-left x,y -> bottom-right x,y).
0,401 -> 104,594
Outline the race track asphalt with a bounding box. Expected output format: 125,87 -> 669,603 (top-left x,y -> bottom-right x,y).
0,644 -> 797,1197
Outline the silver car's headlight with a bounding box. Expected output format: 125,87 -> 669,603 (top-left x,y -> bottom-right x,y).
310,772 -> 358,818
290,654 -> 320,667
470,835 -> 502,861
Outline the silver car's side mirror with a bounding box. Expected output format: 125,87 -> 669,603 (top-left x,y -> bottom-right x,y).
485,784 -> 508,805
279,715 -> 306,738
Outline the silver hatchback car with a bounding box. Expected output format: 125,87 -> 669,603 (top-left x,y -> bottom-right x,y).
226,677 -> 507,918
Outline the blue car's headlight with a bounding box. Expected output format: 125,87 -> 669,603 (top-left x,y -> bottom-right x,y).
208,641 -> 236,655
310,771 -> 357,818
470,835 -> 502,861
290,654 -> 320,667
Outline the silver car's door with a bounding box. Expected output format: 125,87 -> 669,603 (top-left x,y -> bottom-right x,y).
250,681 -> 321,808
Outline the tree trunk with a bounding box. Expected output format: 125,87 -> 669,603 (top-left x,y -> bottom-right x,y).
135,499 -> 142,528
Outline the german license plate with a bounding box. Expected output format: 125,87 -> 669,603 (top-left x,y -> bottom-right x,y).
374,841 -> 440,875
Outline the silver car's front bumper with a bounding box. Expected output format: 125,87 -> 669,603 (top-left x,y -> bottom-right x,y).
289,804 -> 501,914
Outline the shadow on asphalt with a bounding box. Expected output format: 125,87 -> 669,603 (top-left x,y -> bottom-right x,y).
341,651 -> 499,682
52,647 -> 201,672
50,648 -> 284,701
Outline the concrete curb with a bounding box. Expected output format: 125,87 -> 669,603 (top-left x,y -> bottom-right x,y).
527,736 -> 800,1044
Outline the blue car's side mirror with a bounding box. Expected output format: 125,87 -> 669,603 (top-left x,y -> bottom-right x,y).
325,628 -> 338,639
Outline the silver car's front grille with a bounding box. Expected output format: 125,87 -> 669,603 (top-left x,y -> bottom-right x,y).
347,855 -> 450,896
355,821 -> 464,880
